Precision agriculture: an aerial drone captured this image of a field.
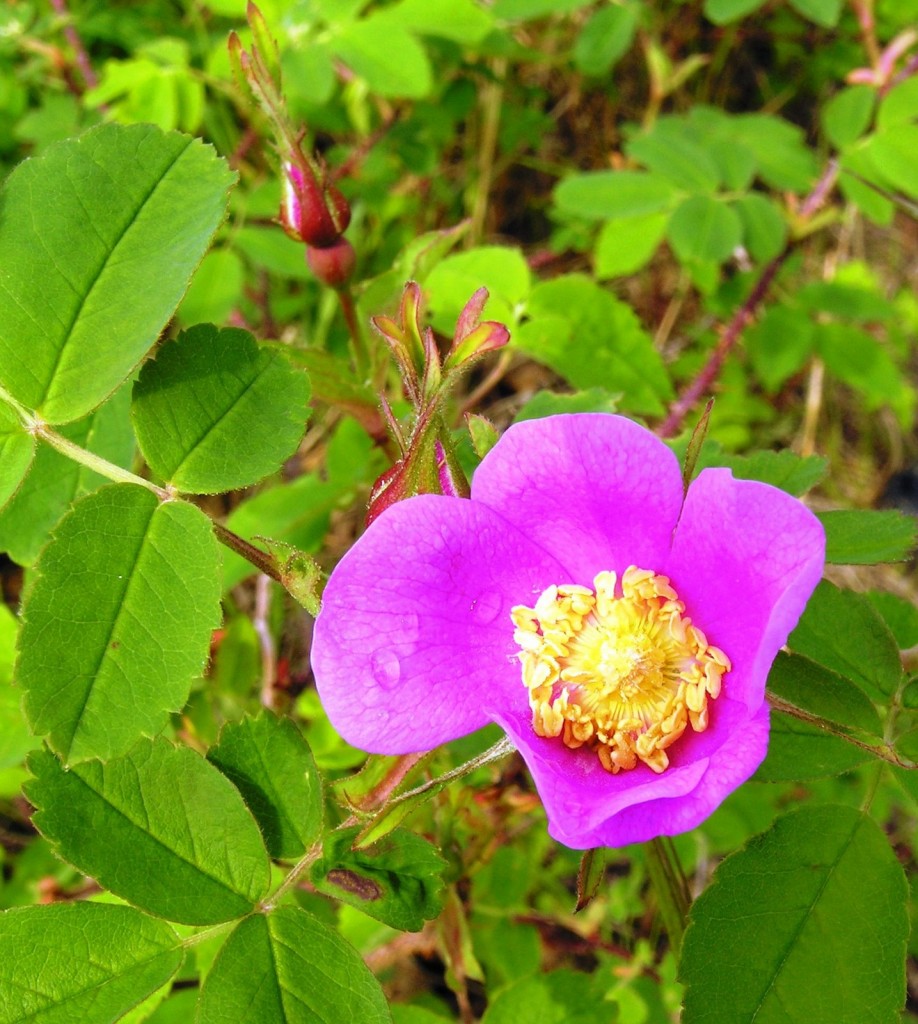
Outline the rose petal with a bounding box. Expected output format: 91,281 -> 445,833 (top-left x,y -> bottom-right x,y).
494,691 -> 767,849
472,414 -> 683,582
665,469 -> 825,712
311,495 -> 568,753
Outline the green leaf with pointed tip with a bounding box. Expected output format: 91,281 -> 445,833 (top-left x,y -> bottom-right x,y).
311,826 -> 446,932
0,402 -> 33,515
207,712 -> 323,859
18,485 -> 222,762
0,123 -> 234,424
818,508 -> 917,564
681,805 -> 907,1024
132,326 -> 310,494
789,581 -> 902,701
0,383 -> 134,566
196,907 -> 392,1024
0,902 -> 182,1024
25,738 -> 271,925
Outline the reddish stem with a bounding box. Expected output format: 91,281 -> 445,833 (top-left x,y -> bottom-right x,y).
49,0 -> 98,90
658,159 -> 840,439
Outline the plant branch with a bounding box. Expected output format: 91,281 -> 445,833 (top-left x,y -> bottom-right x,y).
658,158 -> 840,439
645,836 -> 691,952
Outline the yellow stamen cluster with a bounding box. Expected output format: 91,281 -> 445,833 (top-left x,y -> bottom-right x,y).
511,567 -> 730,774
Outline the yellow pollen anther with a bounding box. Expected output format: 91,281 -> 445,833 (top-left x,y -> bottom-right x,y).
511,566 -> 731,775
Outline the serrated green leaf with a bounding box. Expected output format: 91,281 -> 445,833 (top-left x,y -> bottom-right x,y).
0,123 -> 234,424
132,326 -> 310,494
0,384 -> 135,566
668,195 -> 743,264
0,402 -> 34,515
767,651 -> 883,737
864,124 -> 918,200
789,581 -> 902,700
196,907 -> 393,1024
866,591 -> 918,649
18,485 -> 222,762
0,902 -> 182,1024
681,806 -> 907,1023
26,738 -> 271,925
514,388 -> 619,421
207,712 -> 323,859
744,304 -> 815,393
513,274 -> 672,416
877,77 -> 918,130
694,446 -> 826,495
554,170 -> 677,221
818,508 -> 917,565
311,826 -> 446,932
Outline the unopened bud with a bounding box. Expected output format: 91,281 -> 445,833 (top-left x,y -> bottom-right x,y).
280,161 -> 351,248
307,238 -> 356,289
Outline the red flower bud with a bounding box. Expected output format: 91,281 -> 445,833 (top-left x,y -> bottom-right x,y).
307,238 -> 356,289
280,161 -> 351,248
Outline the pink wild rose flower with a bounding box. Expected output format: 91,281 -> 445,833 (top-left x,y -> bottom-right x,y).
311,414 -> 825,848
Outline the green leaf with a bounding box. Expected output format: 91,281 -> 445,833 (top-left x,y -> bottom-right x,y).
0,401 -> 34,514
196,907 -> 392,1024
513,274 -> 672,416
177,248 -> 245,327
26,738 -> 271,925
594,211 -> 669,278
0,902 -> 182,1024
626,119 -> 721,192
492,0 -> 594,18
207,711 -> 323,860
681,806 -> 907,1023
733,114 -> 818,192
788,580 -> 903,701
424,246 -> 531,335
697,447 -> 827,495
554,170 -> 677,221
0,604 -> 35,772
481,970 -> 609,1023
756,713 -> 872,781
380,0 -> 494,43
0,384 -> 135,566
18,485 -> 222,763
877,77 -> 918,130
818,508 -> 917,565
866,591 -> 918,649
733,193 -> 787,262
0,123 -> 234,424
745,304 -> 815,393
767,651 -> 883,737
822,85 -> 875,149
310,826 -> 446,932
667,195 -> 743,265
332,17 -> 432,98
703,0 -> 766,23
514,388 -> 619,422
573,3 -> 638,76
787,0 -> 842,26
132,326 -> 310,494
864,124 -> 918,200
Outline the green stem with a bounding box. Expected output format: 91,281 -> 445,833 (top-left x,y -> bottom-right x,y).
338,286 -> 369,377
37,427 -> 169,497
645,836 -> 690,953
265,842 -> 324,909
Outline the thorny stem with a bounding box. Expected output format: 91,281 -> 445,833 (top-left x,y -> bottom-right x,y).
766,690 -> 918,769
658,158 -> 841,439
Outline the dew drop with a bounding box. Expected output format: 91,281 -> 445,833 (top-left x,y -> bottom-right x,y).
472,590 -> 503,625
370,648 -> 401,690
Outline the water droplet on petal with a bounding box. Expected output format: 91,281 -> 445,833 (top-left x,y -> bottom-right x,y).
472,590 -> 503,625
370,648 -> 401,690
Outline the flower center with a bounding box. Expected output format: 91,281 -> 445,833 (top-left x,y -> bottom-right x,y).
511,567 -> 730,774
